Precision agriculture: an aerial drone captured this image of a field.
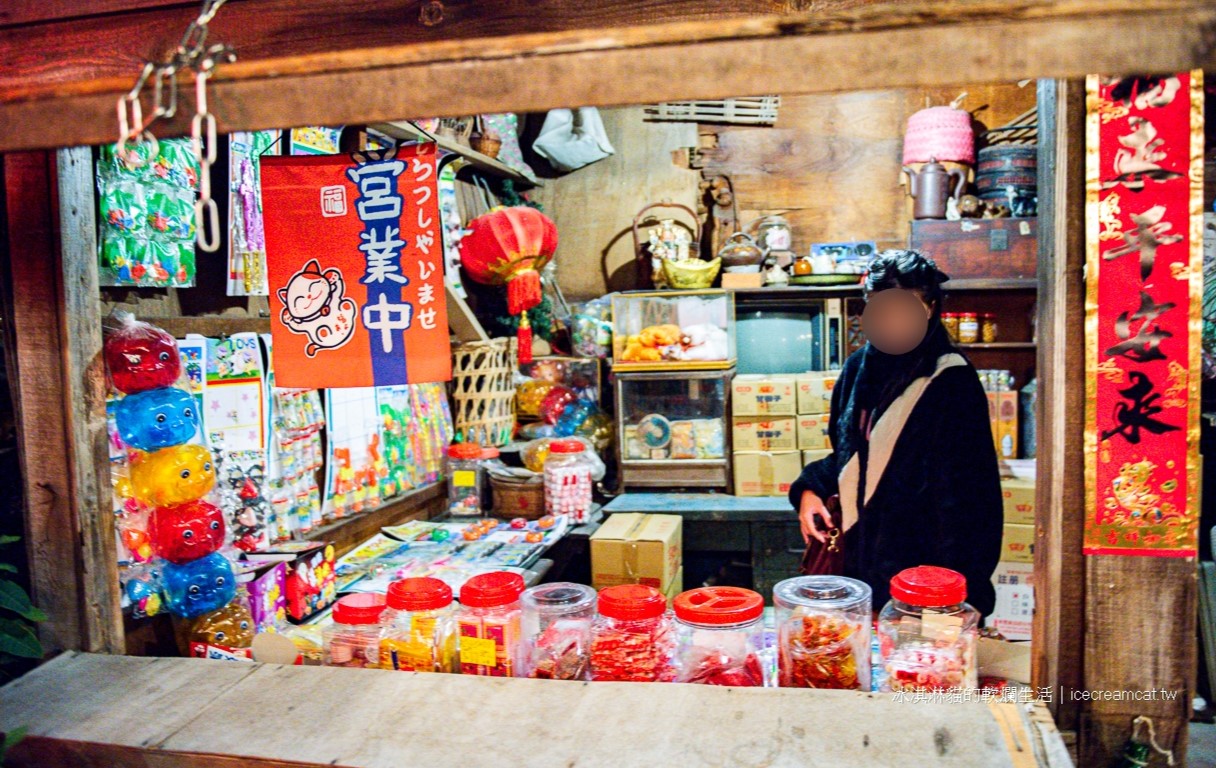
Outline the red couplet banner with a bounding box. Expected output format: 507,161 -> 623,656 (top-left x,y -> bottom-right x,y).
1084,73 -> 1203,556
261,144 -> 451,388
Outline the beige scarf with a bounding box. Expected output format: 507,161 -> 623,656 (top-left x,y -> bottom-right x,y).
837,353 -> 968,532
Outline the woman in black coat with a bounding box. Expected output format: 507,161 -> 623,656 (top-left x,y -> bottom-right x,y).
789,250 -> 1003,617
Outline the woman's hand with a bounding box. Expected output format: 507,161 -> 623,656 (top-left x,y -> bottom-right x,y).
799,490 -> 833,544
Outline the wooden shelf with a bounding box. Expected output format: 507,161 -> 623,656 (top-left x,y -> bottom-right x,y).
305,482 -> 445,558
945,278 -> 1038,291
958,342 -> 1038,350
729,278 -> 1037,298
153,315 -> 271,338
370,121 -> 542,190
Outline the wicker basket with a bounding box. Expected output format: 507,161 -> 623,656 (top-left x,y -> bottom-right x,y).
451,337 -> 517,447
490,475 -> 547,520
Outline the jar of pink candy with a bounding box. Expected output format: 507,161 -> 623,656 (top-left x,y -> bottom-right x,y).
543,439 -> 593,523
877,566 -> 979,693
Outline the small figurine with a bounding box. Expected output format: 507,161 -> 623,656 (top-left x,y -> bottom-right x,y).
104,315 -> 182,394
162,551 -> 237,619
113,387 -> 200,452
148,500 -> 225,565
127,444 -> 216,507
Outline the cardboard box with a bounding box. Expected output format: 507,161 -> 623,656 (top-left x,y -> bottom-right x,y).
732,375 -> 797,417
663,566 -> 685,607
796,414 -> 831,451
733,451 -> 802,497
796,372 -> 837,415
1001,478 -> 1036,526
245,541 -> 337,624
987,391 -> 1019,460
1000,523 -> 1034,564
988,561 -> 1035,642
239,559 -> 288,635
732,416 -> 798,452
803,449 -> 832,466
722,272 -> 764,289
591,513 -> 682,592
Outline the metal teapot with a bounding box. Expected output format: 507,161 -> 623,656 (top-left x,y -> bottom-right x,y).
903,159 -> 968,220
717,232 -> 765,273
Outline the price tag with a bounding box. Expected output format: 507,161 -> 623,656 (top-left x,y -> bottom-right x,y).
453,470 -> 476,488
460,636 -> 498,667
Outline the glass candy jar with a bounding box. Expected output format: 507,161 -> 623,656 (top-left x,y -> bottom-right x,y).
379,577 -> 457,673
671,587 -> 766,687
446,442 -> 486,518
774,575 -> 872,690
543,439 -> 594,523
323,593 -> 388,669
457,572 -> 525,677
878,566 -> 979,693
520,582 -> 597,680
590,584 -> 674,682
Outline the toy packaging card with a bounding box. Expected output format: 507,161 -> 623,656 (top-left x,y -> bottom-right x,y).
246,541 -> 337,624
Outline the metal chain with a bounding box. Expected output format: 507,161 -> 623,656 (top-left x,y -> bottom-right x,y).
115,0 -> 235,251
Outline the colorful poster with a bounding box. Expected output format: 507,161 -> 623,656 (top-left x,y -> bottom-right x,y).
289,127 -> 343,156
262,145 -> 451,388
1084,72 -> 1204,556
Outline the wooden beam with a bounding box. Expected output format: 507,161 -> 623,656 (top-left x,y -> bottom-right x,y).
1,0 -> 1215,152
1031,79 -> 1086,733
55,146 -> 124,654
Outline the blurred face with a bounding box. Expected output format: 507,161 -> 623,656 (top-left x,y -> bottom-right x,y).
861,288 -> 933,355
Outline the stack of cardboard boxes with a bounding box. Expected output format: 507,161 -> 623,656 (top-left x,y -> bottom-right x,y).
590,513 -> 684,603
987,390 -> 1020,461
990,461 -> 1036,641
730,372 -> 836,496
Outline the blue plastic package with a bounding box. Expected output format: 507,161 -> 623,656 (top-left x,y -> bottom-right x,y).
114,386 -> 200,451
162,551 -> 237,618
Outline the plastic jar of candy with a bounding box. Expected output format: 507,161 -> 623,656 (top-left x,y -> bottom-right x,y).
520,582 -> 597,680
877,566 -> 979,693
774,575 -> 872,690
981,313 -> 999,343
940,313 -> 960,342
671,587 -> 766,687
446,442 -> 486,518
457,572 -> 525,677
958,313 -> 980,344
323,593 -> 388,669
379,577 -> 457,673
544,439 -> 594,523
590,584 -> 674,682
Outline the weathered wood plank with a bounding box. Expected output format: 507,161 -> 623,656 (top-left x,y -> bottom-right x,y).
2,151 -> 85,654
1,0 -> 1214,152
56,146 -> 124,654
0,652 -> 1036,768
1031,79 -> 1086,734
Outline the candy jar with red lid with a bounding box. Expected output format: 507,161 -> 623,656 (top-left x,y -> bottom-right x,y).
520,582 -> 597,680
877,566 -> 979,693
323,593 -> 388,669
775,575 -> 872,690
590,584 -> 674,682
457,572 -> 525,677
446,442 -> 486,519
671,587 -> 766,687
543,439 -> 594,523
379,577 -> 457,673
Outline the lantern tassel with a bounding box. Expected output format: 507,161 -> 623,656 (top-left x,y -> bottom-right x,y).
506,268 -> 542,317
517,312 -> 534,365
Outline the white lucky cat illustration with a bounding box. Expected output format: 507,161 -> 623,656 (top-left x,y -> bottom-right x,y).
277,260 -> 358,357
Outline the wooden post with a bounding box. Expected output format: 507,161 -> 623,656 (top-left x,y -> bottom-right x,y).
1,148 -> 122,654
1031,79 -> 1087,736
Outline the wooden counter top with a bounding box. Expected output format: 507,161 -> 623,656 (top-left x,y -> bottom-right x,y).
603,492 -> 795,522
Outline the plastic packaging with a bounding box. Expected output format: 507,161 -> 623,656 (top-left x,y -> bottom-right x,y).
458,572 -> 525,677
591,584 -> 674,682
446,443 -> 487,518
324,593 -> 388,669
520,582 -> 597,680
183,599 -> 254,659
877,566 -> 979,693
148,500 -> 225,565
127,444 -> 216,507
774,575 -> 872,690
671,587 -> 765,686
553,399 -> 595,438
515,379 -> 556,419
162,551 -> 238,619
543,439 -> 594,523
571,297 -> 613,359
539,387 -> 578,425
380,578 -> 457,673
114,387 -> 200,451
104,314 -> 183,394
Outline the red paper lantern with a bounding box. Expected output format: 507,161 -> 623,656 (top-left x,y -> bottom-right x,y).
459,206 -> 558,363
